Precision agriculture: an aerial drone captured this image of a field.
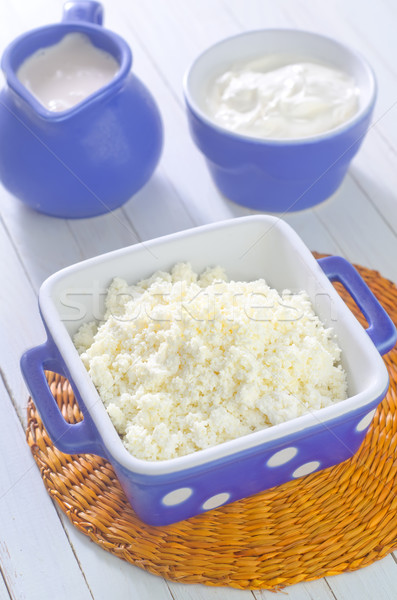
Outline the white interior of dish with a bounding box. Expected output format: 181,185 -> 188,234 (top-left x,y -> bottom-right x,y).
39,216 -> 388,474
184,29 -> 376,141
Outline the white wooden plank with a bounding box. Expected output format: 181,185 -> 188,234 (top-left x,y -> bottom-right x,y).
0,381 -> 92,600
314,176 -> 397,281
0,0 -> 60,46
0,191 -> 83,292
282,211 -> 342,256
65,206 -> 140,260
69,169 -> 196,259
254,578 -> 336,599
0,216 -> 46,419
325,557 -> 397,600
349,131 -> 397,237
116,0 -> 239,98
0,232 -> 173,599
105,1 -> 237,225
0,574 -> 10,600
0,210 -> 174,600
0,154 -> 175,600
223,0 -> 295,30
169,582 -> 254,600
216,194 -> 343,255
314,0 -> 397,100
122,170 -> 196,242
57,514 -> 174,600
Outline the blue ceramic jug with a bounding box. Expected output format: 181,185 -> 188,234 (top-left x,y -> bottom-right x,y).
0,1 -> 163,218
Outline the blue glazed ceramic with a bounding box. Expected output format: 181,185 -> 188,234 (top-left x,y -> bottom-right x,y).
20,216 -> 396,525
0,1 -> 163,218
184,30 -> 377,212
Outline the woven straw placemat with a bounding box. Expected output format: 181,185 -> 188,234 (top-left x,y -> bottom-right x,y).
26,258 -> 397,591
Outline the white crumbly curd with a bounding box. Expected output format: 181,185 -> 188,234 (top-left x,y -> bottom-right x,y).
17,33 -> 119,112
74,263 -> 347,461
206,58 -> 359,139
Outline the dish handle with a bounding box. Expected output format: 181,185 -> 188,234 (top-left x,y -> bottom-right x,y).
318,255 -> 397,355
21,340 -> 106,457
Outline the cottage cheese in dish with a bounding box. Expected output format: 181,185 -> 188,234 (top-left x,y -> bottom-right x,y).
74,263 -> 348,461
206,58 -> 360,139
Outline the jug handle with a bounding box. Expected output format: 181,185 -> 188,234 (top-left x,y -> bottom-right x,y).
62,1 -> 103,25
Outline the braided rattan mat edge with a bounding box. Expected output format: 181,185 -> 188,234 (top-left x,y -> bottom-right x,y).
26,258 -> 397,591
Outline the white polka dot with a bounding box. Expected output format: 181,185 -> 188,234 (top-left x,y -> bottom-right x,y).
202,492 -> 230,511
267,447 -> 298,467
292,461 -> 320,478
356,409 -> 376,432
162,487 -> 193,506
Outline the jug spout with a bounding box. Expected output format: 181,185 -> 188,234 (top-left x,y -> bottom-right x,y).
62,1 -> 103,25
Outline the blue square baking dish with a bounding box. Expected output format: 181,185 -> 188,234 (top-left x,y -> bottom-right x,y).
21,216 -> 396,525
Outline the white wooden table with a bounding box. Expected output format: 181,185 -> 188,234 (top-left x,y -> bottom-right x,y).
1,0 -> 397,598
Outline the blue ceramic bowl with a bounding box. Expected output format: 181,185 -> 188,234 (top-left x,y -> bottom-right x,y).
20,216 -> 396,525
184,30 -> 376,212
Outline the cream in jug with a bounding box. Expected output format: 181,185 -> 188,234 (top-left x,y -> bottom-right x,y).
17,32 -> 119,112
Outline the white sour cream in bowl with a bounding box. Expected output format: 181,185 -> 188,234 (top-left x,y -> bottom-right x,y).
206,58 -> 360,139
17,32 -> 119,112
